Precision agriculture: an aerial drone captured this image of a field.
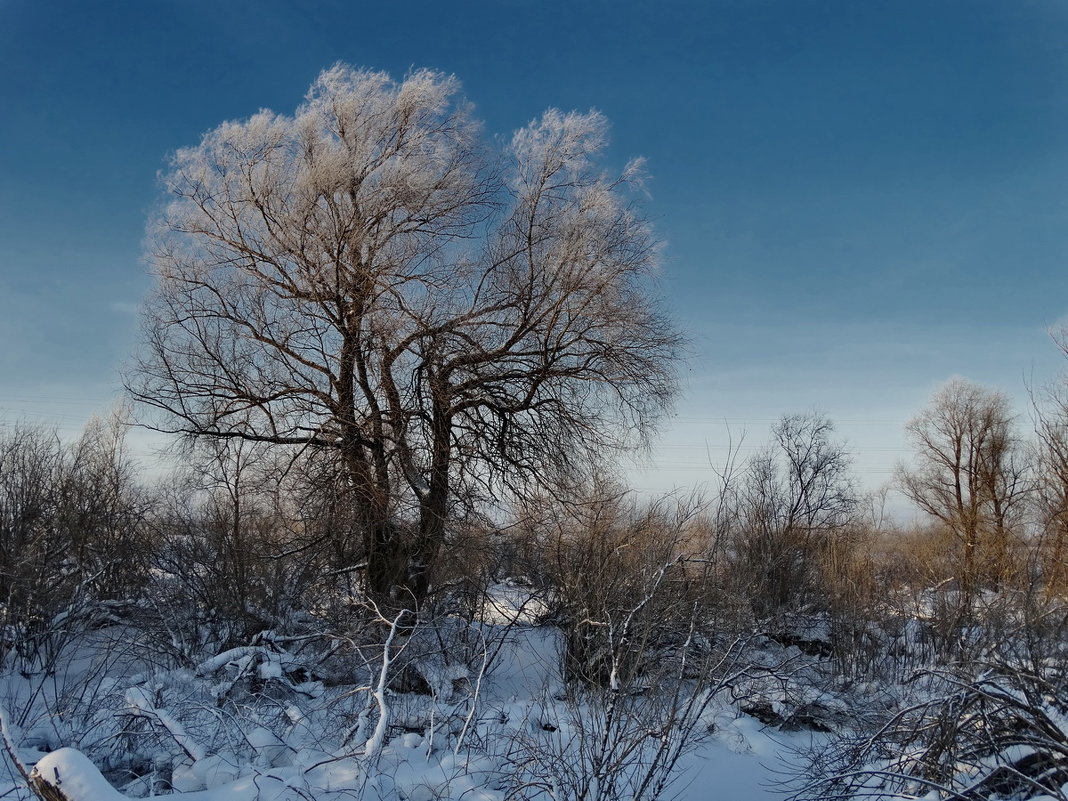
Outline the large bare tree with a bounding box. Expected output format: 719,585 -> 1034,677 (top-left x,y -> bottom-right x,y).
128,65 -> 681,605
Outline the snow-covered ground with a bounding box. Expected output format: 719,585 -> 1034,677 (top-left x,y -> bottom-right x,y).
3,585 -> 1064,801
676,716 -> 804,801
30,713 -> 1059,801
0,599 -> 812,801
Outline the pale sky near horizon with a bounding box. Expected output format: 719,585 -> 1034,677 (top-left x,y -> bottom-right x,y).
3,1 -> 1068,514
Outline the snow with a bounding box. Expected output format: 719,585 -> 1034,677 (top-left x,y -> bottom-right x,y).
476,580 -> 550,626
5,584 -> 1061,801
8,734 -> 800,801
0,610 -> 816,801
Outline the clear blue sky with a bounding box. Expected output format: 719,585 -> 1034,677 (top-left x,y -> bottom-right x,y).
3,0 -> 1068,502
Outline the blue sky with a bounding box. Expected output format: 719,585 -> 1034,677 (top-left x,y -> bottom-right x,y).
3,0 -> 1068,504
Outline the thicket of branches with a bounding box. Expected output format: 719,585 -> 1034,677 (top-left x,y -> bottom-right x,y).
4,368 -> 1068,799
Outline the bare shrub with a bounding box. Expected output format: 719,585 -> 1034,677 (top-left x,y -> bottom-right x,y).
714,413 -> 859,623
140,441 -> 362,662
517,485 -> 710,688
792,663 -> 1068,801
0,416 -> 149,669
503,638 -> 748,801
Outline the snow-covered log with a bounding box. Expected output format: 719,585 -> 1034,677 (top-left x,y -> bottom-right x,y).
30,748 -> 127,801
27,748 -> 304,801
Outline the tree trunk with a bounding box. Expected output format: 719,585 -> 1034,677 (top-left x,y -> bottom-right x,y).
412,400 -> 452,606
343,446 -> 405,601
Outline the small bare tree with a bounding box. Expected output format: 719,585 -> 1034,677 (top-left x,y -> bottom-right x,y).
899,378 -> 1029,602
128,65 -> 682,607
726,412 -> 858,618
